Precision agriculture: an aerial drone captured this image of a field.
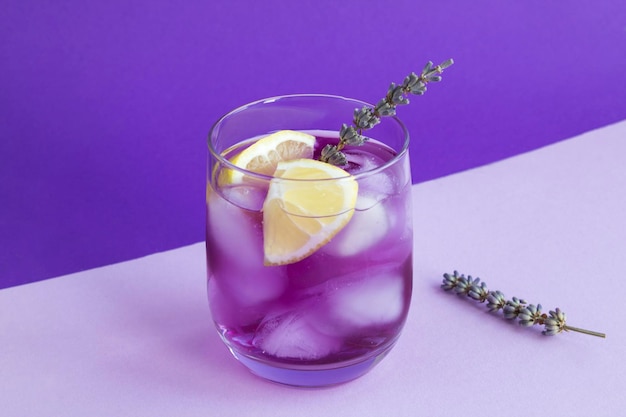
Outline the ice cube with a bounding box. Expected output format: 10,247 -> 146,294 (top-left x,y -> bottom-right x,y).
324,196 -> 391,257
328,272 -> 405,327
344,150 -> 395,209
228,267 -> 289,307
207,190 -> 288,305
207,189 -> 263,265
253,310 -> 341,360
344,147 -> 381,174
220,184 -> 267,211
355,172 -> 395,210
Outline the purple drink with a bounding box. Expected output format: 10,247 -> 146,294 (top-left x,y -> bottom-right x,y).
207,95 -> 412,387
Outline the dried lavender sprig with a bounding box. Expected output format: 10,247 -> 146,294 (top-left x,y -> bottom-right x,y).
320,59 -> 454,166
441,271 -> 606,338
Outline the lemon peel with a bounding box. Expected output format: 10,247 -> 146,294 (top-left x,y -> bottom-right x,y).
221,130 -> 315,185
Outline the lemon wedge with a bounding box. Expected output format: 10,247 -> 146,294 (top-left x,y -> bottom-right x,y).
222,130 -> 315,184
262,158 -> 358,265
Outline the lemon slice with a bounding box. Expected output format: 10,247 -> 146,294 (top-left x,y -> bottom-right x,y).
223,130 -> 316,184
262,159 -> 358,265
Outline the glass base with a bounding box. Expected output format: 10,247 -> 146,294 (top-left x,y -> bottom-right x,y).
229,344 -> 395,388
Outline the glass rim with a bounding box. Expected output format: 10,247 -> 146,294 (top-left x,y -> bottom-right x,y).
208,93 -> 410,182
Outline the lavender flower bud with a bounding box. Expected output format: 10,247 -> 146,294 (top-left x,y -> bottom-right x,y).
353,106 -> 380,130
486,290 -> 506,312
503,297 -> 527,319
387,83 -> 409,106
468,281 -> 489,302
542,308 -> 567,336
454,275 -> 479,296
374,99 -> 396,117
409,81 -> 427,95
402,73 -> 420,90
339,124 -> 365,146
518,304 -> 543,327
441,271 -> 460,291
439,58 -> 454,69
319,144 -> 347,166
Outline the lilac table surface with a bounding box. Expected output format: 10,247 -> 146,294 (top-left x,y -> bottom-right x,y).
1,121 -> 624,416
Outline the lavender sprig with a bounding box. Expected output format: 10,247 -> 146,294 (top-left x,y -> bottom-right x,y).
441,271 -> 606,338
320,59 -> 454,166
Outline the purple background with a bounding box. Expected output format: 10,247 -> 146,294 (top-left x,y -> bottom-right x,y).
1,1 -> 625,289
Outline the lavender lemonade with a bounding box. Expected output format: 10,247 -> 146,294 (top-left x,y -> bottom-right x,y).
207,128 -> 412,386
206,70 -> 452,386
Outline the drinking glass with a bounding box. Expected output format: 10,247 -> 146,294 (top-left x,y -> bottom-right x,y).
206,94 -> 412,387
